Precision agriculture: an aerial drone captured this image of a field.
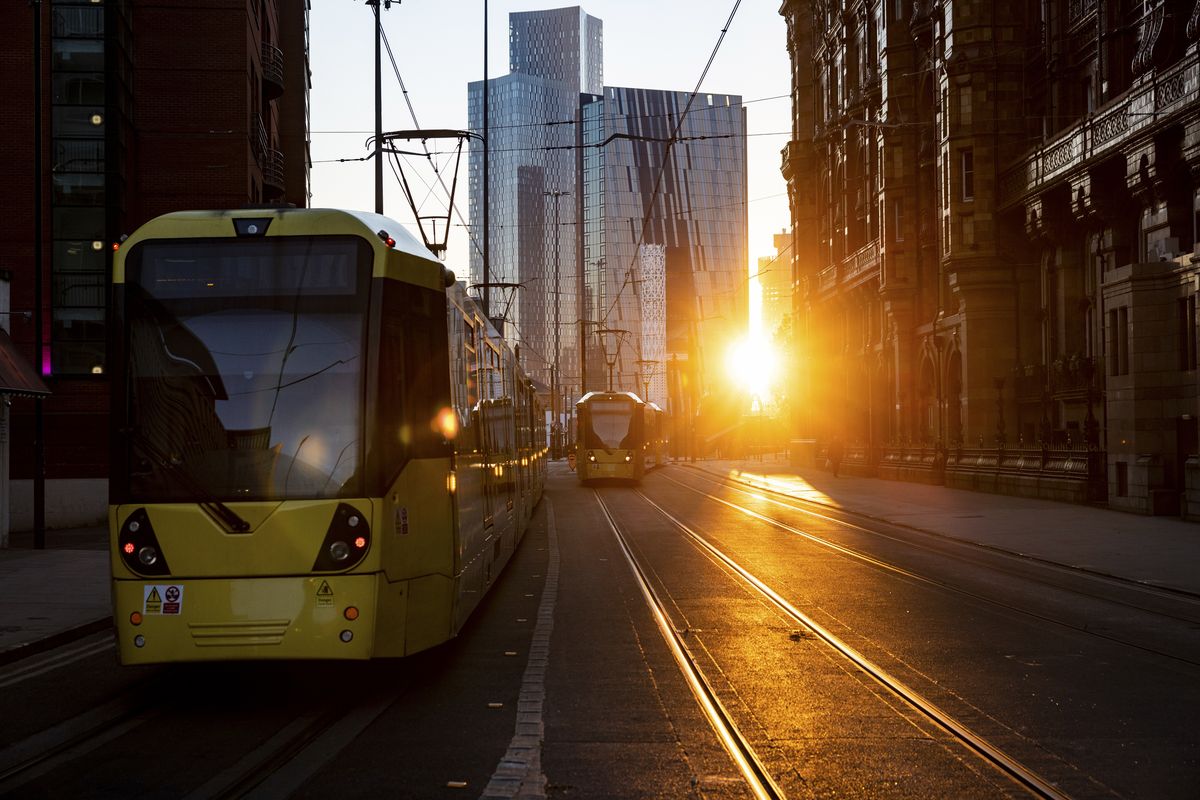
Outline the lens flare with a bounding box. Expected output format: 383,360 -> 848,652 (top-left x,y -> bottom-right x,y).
725,335 -> 778,401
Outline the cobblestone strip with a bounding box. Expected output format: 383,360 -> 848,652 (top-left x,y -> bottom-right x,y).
480,498 -> 559,800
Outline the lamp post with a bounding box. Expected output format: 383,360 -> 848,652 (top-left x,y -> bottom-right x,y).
544,189 -> 569,457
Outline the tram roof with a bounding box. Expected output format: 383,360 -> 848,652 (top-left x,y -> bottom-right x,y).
121,208 -> 440,264
576,390 -> 643,406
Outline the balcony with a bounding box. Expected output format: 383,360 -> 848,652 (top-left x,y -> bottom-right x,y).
262,43 -> 285,100
780,140 -> 805,182
252,113 -> 286,197
262,148 -> 285,197
998,49 -> 1199,208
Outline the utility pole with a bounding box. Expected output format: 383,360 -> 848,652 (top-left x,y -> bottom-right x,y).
544,189 -> 569,458
32,0 -> 45,549
368,0 -> 392,215
482,0 -> 490,318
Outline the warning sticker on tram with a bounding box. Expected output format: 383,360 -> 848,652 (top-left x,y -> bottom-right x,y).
315,580 -> 334,607
143,584 -> 184,615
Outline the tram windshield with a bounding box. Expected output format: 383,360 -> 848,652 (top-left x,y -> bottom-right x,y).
584,399 -> 636,450
119,236 -> 372,502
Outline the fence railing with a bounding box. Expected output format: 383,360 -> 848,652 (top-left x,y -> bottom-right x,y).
832,440 -> 1106,501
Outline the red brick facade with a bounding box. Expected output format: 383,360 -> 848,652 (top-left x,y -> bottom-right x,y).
0,0 -> 309,485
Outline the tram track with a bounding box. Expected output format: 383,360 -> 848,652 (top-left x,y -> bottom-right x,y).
597,486 -> 1073,800
0,652 -> 399,799
593,490 -> 785,800
659,467 -> 1200,666
679,463 -> 1200,608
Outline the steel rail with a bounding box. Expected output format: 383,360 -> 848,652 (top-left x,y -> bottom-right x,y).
678,465 -> 1200,607
633,488 -> 1072,800
658,470 -> 1200,664
593,490 -> 785,800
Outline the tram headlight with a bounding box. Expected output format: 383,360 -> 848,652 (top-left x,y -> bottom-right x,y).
624,455 -> 632,463
312,503 -> 371,572
587,451 -> 596,463
329,540 -> 350,562
117,508 -> 171,577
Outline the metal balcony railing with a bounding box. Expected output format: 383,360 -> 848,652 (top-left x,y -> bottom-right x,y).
262,43 -> 285,100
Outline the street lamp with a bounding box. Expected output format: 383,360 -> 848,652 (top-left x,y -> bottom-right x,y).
544,189 -> 569,457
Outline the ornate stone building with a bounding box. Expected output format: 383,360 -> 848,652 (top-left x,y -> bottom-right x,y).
779,0 -> 1200,515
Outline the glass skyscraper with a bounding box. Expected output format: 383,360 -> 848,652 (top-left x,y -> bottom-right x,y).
467,6 -> 602,426
580,87 -> 748,407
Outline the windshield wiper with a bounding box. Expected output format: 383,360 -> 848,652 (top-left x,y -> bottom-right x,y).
129,431 -> 251,533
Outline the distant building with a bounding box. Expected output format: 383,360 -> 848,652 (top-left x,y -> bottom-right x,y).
779,0 -> 1200,515
0,0 -> 311,528
578,86 -> 748,413
467,5 -> 600,435
758,230 -> 792,341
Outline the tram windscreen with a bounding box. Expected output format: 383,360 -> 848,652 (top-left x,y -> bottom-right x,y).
584,399 -> 636,449
119,236 -> 372,501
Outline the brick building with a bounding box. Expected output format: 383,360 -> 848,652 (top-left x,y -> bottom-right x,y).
0,0 -> 311,528
780,0 -> 1200,515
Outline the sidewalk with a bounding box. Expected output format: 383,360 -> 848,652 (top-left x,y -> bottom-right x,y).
2,464 -> 1197,664
0,525 -> 110,664
687,454 -> 1200,596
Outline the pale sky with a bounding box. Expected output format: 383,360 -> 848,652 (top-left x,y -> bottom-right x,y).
308,0 -> 792,301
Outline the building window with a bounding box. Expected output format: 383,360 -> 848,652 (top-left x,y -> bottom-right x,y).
958,84 -> 972,127
1180,296 -> 1197,370
50,0 -> 107,376
893,199 -> 904,242
961,149 -> 974,201
960,215 -> 975,248
1109,306 -> 1130,376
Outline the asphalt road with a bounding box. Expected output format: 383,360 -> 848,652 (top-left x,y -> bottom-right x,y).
1,463 -> 1196,798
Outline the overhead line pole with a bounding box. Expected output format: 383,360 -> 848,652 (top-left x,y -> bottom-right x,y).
482,0 -> 490,318
372,1 -> 385,214
32,0 -> 45,550
545,190 -> 569,458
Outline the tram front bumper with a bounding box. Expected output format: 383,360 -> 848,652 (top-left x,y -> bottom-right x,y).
113,574 -> 380,664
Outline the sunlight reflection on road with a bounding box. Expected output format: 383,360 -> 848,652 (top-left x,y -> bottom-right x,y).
726,468 -> 839,507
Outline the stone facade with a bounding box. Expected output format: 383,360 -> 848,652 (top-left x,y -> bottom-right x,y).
779,0 -> 1200,515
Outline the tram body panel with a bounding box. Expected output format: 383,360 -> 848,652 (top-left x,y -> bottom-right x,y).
114,573 -> 383,663
109,500 -> 376,579
109,208 -> 541,663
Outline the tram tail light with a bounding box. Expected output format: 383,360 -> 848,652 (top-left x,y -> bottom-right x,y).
312,503 -> 371,572
117,508 -> 171,576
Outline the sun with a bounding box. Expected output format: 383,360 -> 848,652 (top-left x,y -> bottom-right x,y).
724,335 -> 778,402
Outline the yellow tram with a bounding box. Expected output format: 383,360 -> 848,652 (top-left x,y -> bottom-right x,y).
575,391 -> 645,484
643,402 -> 667,471
109,208 -> 545,663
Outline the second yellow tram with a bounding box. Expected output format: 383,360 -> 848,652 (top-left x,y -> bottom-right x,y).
575,391 -> 645,484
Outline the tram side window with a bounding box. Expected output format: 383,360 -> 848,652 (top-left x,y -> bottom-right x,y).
376,281 -> 451,487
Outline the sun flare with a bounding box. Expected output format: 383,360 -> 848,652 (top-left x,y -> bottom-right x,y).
724,335 -> 778,403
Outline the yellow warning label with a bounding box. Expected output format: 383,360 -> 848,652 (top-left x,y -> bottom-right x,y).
145,586 -> 162,615
316,580 -> 333,607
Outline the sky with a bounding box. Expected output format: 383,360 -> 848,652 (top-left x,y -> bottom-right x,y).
308,0 -> 793,316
